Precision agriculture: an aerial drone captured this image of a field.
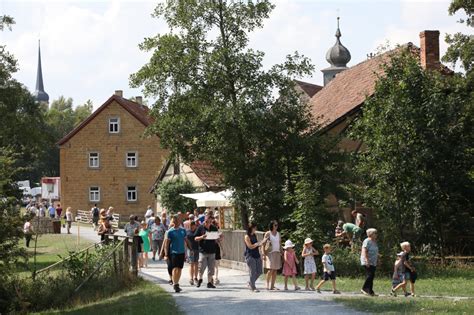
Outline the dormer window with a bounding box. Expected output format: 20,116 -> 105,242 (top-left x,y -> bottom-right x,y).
109,117 -> 120,133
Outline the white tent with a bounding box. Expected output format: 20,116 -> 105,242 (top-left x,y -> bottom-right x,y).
180,191 -> 216,200
180,190 -> 233,207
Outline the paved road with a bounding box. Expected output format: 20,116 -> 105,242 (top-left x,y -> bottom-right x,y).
69,224 -> 362,314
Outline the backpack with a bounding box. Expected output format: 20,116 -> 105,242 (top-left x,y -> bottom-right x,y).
92,207 -> 99,217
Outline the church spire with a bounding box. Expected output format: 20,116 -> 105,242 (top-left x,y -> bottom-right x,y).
34,40 -> 49,103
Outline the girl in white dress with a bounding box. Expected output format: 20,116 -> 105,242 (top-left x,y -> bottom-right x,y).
301,238 -> 319,291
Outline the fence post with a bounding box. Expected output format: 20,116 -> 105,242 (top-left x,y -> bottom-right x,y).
113,250 -> 118,275
118,246 -> 124,276
131,236 -> 138,277
114,235 -> 118,243
124,238 -> 130,273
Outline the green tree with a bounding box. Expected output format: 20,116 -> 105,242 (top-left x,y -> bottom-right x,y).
443,0 -> 474,76
131,0 -> 315,227
156,177 -> 196,213
350,51 -> 474,256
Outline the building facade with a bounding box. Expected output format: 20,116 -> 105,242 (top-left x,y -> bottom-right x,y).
58,91 -> 168,218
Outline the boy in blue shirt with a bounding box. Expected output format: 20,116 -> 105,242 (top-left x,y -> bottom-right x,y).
164,215 -> 186,293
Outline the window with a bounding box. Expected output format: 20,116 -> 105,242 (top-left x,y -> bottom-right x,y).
89,187 -> 100,202
126,152 -> 138,168
89,152 -> 99,168
109,117 -> 120,133
127,186 -> 137,202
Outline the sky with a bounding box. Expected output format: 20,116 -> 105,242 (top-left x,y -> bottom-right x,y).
0,0 -> 471,109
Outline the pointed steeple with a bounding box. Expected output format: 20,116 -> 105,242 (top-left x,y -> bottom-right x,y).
34,40 -> 49,103
321,17 -> 352,86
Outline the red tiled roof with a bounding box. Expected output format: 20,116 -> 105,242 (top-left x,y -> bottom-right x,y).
189,160 -> 225,190
294,80 -> 323,98
309,52 -> 390,129
57,95 -> 152,145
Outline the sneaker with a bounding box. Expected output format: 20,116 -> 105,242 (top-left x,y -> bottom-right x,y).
197,279 -> 203,288
370,292 -> 378,297
390,289 -> 397,297
361,289 -> 370,296
316,289 -> 321,293
252,288 -> 260,293
214,279 -> 220,285
404,292 -> 412,297
152,257 -> 155,261
310,287 -> 315,291
333,290 -> 341,294
207,282 -> 216,289
189,279 -> 194,286
168,280 -> 173,285
295,286 -> 301,291
174,284 -> 182,293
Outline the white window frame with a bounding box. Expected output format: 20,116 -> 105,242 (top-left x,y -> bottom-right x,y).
127,186 -> 137,202
126,152 -> 138,168
88,152 -> 100,168
89,187 -> 100,202
109,117 -> 120,133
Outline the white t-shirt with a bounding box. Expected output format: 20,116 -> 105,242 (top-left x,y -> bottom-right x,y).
23,222 -> 32,234
145,209 -> 153,218
269,232 -> 280,253
322,253 -> 335,272
66,211 -> 73,222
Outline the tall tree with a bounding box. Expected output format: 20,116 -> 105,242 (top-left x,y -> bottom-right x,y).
350,51 -> 474,255
130,0 -> 315,227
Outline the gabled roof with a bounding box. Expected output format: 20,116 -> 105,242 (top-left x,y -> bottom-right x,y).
151,159 -> 225,193
57,94 -> 152,145
294,80 -> 323,98
309,44 -> 452,130
309,52 -> 389,130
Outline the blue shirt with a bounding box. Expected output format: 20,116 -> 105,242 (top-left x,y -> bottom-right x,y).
48,206 -> 55,215
361,238 -> 379,266
167,227 -> 186,254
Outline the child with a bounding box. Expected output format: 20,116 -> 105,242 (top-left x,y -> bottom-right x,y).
133,228 -> 144,270
186,221 -> 199,285
301,238 -> 318,291
316,244 -> 340,294
390,252 -> 408,296
401,241 -> 417,297
282,240 -> 300,291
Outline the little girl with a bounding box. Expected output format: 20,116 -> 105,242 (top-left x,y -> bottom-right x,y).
282,240 -> 300,291
302,238 -> 318,291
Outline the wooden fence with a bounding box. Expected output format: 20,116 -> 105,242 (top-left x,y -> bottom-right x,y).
75,210 -> 120,229
221,230 -> 265,263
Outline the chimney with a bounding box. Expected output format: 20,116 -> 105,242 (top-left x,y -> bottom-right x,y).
419,30 -> 440,70
114,90 -> 123,97
135,96 -> 142,104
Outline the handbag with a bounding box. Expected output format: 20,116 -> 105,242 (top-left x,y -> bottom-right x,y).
263,232 -> 272,255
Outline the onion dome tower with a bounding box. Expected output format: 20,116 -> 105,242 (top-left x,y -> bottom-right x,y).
321,17 -> 351,85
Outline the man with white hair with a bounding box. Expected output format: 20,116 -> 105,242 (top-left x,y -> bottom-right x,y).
360,228 -> 379,296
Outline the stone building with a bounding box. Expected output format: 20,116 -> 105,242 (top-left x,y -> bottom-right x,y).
58,91 -> 168,218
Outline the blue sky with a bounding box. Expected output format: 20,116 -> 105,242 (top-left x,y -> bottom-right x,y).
0,0 -> 471,108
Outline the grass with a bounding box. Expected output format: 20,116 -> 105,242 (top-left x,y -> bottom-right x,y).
336,297 -> 474,314
34,280 -> 182,315
16,233 -> 93,276
275,267 -> 474,298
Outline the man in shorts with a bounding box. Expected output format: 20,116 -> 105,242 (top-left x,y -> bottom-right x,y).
164,215 -> 186,293
194,215 -> 219,288
186,221 -> 200,285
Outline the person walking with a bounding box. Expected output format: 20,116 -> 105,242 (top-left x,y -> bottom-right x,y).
360,228 -> 379,296
282,240 -> 300,291
151,217 -> 166,261
90,204 -> 100,230
263,220 -> 281,290
23,217 -> 34,247
145,205 -> 153,219
194,215 -> 219,288
133,228 -> 144,270
244,222 -> 263,292
164,216 -> 187,293
315,244 -> 340,294
124,215 -> 140,238
48,204 -> 55,219
65,207 -> 73,234
56,204 -> 63,219
302,238 -> 318,291
186,221 -> 200,285
139,221 -> 151,268
97,209 -> 112,242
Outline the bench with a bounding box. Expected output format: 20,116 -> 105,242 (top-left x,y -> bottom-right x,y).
75,210 -> 120,229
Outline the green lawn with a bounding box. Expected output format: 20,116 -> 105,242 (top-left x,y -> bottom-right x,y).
35,280 -> 182,315
17,233 -> 93,276
276,268 -> 474,298
336,297 -> 474,314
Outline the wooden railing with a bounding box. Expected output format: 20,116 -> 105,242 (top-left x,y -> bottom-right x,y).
220,230 -> 265,263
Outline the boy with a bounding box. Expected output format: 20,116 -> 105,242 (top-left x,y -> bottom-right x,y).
390,252 -> 407,296
401,241 -> 417,297
315,244 -> 340,294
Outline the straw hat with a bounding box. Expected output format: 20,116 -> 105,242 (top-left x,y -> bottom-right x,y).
99,208 -> 107,220
304,238 -> 313,245
283,240 -> 295,249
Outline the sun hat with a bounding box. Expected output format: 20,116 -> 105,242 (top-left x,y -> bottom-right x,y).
304,238 -> 313,245
283,240 -> 295,249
